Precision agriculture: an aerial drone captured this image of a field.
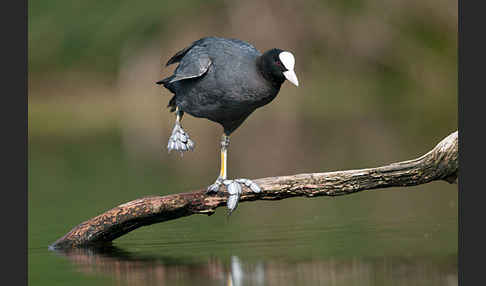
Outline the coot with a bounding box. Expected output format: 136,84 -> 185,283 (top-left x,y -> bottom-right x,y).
156,37 -> 299,213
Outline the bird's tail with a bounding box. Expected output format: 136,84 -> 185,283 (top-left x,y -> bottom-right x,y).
156,75 -> 175,89
156,76 -> 177,112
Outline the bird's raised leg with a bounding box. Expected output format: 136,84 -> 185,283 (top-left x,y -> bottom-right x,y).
207,134 -> 261,214
167,107 -> 195,154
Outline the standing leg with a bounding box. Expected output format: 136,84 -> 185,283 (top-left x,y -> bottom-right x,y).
167,107 -> 195,153
207,134 -> 261,214
207,134 -> 230,192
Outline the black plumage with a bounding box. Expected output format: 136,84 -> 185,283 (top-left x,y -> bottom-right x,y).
157,37 -> 294,135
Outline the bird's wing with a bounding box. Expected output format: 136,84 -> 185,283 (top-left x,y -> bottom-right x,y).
168,45 -> 212,83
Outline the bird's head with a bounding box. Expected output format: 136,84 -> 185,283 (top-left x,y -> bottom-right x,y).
260,48 -> 299,87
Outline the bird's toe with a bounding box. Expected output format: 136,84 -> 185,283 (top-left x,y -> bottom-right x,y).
227,194 -> 239,215
207,178 -> 223,193
235,178 -> 261,193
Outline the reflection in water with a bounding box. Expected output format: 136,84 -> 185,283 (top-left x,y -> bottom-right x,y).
51,246 -> 457,286
228,256 -> 264,286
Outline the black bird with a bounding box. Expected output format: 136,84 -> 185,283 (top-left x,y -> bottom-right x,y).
156,37 -> 299,213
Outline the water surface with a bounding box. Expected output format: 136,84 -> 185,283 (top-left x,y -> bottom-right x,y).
28,133 -> 458,286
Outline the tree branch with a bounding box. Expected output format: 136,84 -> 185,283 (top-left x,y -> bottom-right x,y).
50,130 -> 458,249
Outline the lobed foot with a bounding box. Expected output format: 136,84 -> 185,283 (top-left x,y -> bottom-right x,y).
207,178 -> 261,214
167,123 -> 195,153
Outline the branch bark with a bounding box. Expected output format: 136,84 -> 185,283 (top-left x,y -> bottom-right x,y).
50,130 -> 458,249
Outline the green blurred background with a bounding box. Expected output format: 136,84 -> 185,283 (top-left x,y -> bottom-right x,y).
28,0 -> 457,285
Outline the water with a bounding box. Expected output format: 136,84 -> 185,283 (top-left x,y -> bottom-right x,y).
30,188 -> 457,286
28,133 -> 458,286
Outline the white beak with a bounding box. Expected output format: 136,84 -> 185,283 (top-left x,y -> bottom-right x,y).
283,70 -> 299,86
